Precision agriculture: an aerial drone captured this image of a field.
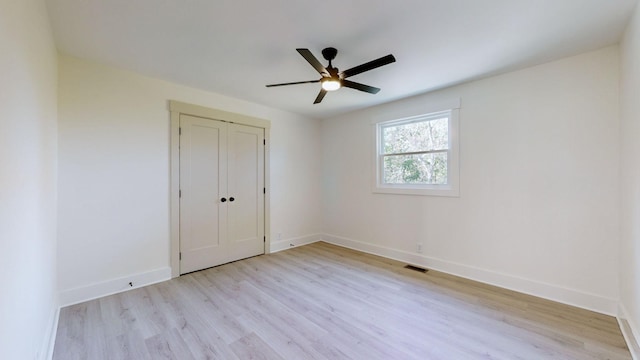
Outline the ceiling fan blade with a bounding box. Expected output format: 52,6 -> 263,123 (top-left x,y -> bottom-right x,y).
313,89 -> 327,104
297,48 -> 328,75
341,54 -> 396,79
266,79 -> 320,87
342,79 -> 380,94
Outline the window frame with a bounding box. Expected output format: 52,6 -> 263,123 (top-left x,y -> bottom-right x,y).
373,108 -> 460,197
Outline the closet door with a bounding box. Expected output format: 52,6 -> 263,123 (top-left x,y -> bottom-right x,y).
227,123 -> 265,262
179,115 -> 264,274
179,115 -> 228,274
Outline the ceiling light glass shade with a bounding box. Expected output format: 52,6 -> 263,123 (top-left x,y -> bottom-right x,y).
321,78 -> 341,91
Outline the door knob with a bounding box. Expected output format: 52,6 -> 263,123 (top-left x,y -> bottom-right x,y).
220,197 -> 227,202
229,197 -> 235,202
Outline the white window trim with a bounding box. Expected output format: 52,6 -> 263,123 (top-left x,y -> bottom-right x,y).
372,106 -> 460,197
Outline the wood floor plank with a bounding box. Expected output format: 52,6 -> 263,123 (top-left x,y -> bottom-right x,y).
53,242 -> 632,360
229,332 -> 285,360
145,327 -> 196,360
109,331 -> 151,360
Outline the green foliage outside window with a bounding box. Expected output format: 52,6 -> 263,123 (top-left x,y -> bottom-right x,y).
381,117 -> 448,185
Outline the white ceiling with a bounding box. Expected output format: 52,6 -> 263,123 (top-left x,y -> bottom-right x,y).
46,0 -> 638,119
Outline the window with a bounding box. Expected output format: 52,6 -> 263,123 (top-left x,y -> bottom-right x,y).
375,109 -> 459,196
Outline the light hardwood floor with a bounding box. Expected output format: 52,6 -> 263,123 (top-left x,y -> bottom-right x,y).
53,242 -> 632,359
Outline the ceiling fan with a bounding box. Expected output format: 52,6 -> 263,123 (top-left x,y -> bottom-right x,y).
266,47 -> 396,104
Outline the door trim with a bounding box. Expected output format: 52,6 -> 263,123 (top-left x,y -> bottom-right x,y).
169,100 -> 271,278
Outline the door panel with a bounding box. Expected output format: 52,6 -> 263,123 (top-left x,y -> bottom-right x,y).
179,116 -> 264,274
179,115 -> 228,274
227,124 -> 265,262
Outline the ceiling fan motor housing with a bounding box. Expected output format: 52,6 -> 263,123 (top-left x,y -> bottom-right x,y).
322,47 -> 338,62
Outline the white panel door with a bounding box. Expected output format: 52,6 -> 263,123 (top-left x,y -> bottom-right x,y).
179,115 -> 228,274
179,116 -> 264,274
227,123 -> 265,262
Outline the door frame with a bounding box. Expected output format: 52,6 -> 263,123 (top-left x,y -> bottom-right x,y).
169,100 -> 271,278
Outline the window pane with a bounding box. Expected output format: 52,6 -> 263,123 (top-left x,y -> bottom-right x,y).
382,117 -> 448,154
383,152 -> 448,185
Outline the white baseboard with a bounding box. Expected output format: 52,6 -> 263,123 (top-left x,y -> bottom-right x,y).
40,303 -> 59,360
270,233 -> 322,253
619,304 -> 640,360
59,267 -> 171,307
321,234 -> 618,316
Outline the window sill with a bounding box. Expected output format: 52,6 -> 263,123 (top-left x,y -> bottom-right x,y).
373,185 -> 459,197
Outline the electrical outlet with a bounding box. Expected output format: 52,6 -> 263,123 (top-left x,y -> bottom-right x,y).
416,243 -> 423,253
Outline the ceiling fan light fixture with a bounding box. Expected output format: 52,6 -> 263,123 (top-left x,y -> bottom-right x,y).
321,78 -> 341,91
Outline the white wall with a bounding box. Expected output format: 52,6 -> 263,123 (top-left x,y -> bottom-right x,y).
321,46 -> 620,314
57,55 -> 322,304
620,2 -> 640,354
0,0 -> 58,359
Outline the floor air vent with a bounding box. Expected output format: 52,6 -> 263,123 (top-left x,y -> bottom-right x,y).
404,264 -> 428,273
